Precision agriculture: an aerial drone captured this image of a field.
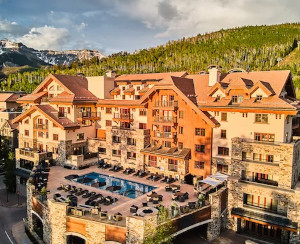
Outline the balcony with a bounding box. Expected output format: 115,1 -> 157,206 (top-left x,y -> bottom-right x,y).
154,100 -> 178,109
17,148 -> 53,163
113,113 -> 133,122
78,112 -> 100,122
154,116 -> 177,124
34,124 -> 48,130
241,177 -> 278,187
154,131 -> 174,139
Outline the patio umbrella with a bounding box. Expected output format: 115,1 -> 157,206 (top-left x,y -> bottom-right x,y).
106,185 -> 121,192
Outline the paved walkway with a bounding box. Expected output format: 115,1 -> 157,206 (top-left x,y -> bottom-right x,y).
0,189 -> 26,208
12,221 -> 32,244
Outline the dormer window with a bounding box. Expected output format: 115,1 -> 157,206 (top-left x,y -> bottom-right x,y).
256,95 -> 263,102
232,95 -> 243,104
215,95 -> 221,102
137,86 -> 140,91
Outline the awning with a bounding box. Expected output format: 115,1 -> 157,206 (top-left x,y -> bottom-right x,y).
210,172 -> 229,182
199,177 -> 222,187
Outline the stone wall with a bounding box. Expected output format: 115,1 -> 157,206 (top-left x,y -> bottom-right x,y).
57,140 -> 72,165
126,215 -> 158,244
207,187 -> 227,241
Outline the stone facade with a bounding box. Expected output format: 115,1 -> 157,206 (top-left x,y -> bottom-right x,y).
226,138 -> 300,243
57,140 -> 73,165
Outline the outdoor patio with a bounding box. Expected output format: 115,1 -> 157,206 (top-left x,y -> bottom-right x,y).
46,165 -> 200,217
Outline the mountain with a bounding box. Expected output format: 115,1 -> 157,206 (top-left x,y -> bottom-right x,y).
1,23 -> 300,94
0,39 -> 105,69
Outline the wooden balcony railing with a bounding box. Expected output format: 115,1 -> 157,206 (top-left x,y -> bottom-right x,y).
154,100 -> 178,108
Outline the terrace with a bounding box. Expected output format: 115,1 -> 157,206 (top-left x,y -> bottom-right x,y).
46,165 -> 204,225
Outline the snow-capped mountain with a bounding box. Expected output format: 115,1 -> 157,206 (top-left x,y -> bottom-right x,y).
0,39 -> 106,68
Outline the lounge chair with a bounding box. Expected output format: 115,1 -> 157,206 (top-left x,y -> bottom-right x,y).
142,202 -> 148,207
184,192 -> 189,200
133,170 -> 141,177
130,205 -> 138,213
146,174 -> 154,181
188,201 -> 197,209
165,185 -> 172,192
113,213 -> 122,221
146,195 -> 152,202
178,195 -> 186,202
100,211 -> 108,220
158,195 -> 163,201
53,193 -> 61,200
160,176 -> 168,183
82,192 -> 91,198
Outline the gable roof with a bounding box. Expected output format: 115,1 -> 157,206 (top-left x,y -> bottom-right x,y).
189,70 -> 299,112
17,91 -> 47,103
31,74 -> 98,103
139,76 -> 219,128
13,105 -> 80,129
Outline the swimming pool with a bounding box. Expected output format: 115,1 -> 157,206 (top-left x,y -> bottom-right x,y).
73,172 -> 156,199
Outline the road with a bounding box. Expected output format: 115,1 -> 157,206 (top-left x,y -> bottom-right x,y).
0,175 -> 27,244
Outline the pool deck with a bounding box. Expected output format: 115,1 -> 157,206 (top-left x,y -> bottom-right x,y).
46,165 -> 198,216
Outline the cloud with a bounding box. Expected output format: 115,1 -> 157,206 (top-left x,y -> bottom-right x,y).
111,0 -> 300,39
76,22 -> 87,32
0,18 -> 29,36
17,26 -> 69,50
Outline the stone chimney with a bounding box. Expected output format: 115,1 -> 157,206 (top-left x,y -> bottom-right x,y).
105,70 -> 116,78
208,67 -> 221,86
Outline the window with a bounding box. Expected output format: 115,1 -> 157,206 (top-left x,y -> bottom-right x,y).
168,159 -> 178,172
25,130 -> 29,136
67,107 -> 71,114
238,95 -> 244,103
127,138 -> 136,146
46,132 -> 49,139
38,132 -> 43,138
149,156 -> 157,167
77,133 -> 84,140
253,153 -> 274,163
254,133 -> 275,142
195,161 -> 205,169
221,129 -> 227,139
218,147 -> 229,156
98,147 -> 106,154
195,144 -> 205,153
137,86 -> 140,91
221,112 -> 227,121
127,152 -> 136,159
256,95 -> 263,102
53,134 -> 59,141
122,95 -> 125,99
112,149 -> 121,156
106,120 -> 112,126
275,114 -> 281,119
195,128 -> 205,136
244,193 -> 277,211
135,95 -> 141,100
232,95 -> 238,103
122,86 -> 126,91
242,151 -> 247,161
139,123 -> 146,129
178,142 -> 183,149
215,96 -> 221,102
242,113 -> 248,118
164,141 -> 171,148
112,136 -> 121,143
106,108 -> 112,114
179,111 -> 184,118
255,114 -> 268,123
139,109 -> 147,116
214,111 -> 219,116
217,164 -> 228,173
179,126 -> 183,134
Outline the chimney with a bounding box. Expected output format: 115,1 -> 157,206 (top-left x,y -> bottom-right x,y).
208,67 -> 221,86
105,70 -> 116,78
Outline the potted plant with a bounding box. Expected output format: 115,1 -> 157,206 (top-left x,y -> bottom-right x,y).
39,186 -> 47,202
197,193 -> 205,207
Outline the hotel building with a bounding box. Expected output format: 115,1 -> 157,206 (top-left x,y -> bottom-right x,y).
13,67 -> 300,243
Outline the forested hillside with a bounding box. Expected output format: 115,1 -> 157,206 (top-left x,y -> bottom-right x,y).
1,23 -> 300,93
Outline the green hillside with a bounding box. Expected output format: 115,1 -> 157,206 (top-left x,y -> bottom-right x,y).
1,23 -> 300,94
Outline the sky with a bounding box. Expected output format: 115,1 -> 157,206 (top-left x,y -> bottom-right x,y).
0,0 -> 299,55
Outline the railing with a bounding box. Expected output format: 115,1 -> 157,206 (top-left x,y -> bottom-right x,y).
242,177 -> 278,186
149,160 -> 157,167
154,100 -> 178,108
20,161 -> 34,170
79,111 -> 99,118
18,149 -> 52,159
58,112 -> 67,118
239,138 -> 286,145
34,124 -> 48,130
113,113 -> 133,120
154,131 -> 173,139
83,152 -> 98,160
154,116 -> 177,123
